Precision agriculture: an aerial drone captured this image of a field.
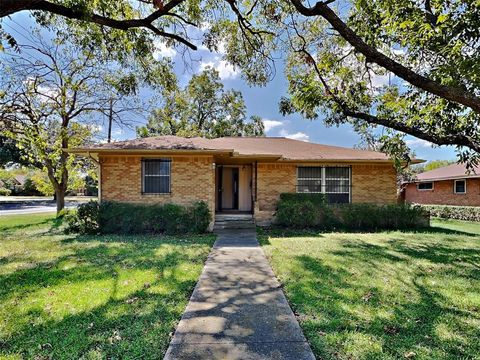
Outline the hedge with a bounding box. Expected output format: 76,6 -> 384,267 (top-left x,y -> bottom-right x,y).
275,193 -> 429,231
65,200 -> 211,235
419,204 -> 480,222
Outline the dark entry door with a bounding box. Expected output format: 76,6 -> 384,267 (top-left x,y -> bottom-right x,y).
232,167 -> 239,210
218,167 -> 240,211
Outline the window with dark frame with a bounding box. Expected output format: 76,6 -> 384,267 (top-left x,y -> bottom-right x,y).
297,166 -> 351,204
417,182 -> 434,191
142,159 -> 171,194
454,179 -> 466,194
325,167 -> 350,204
297,167 -> 322,193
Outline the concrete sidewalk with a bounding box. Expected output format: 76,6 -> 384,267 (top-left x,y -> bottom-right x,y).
164,228 -> 315,360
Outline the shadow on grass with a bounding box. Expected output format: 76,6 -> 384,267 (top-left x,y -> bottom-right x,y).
279,241 -> 480,359
0,217 -> 53,233
0,228 -> 215,359
258,225 -> 476,242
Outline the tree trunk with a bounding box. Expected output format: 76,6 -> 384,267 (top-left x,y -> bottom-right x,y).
55,187 -> 66,214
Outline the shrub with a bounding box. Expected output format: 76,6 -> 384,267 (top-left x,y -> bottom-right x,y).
276,200 -> 317,228
0,187 -> 11,196
275,193 -> 429,231
64,201 -> 100,234
339,203 -> 428,230
279,193 -> 327,206
66,200 -> 211,235
419,204 -> 480,222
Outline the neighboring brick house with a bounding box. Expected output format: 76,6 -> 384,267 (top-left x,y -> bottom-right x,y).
404,163 -> 480,206
68,136 -> 404,227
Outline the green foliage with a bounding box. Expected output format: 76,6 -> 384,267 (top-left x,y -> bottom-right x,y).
279,193 -> 327,207
67,201 -> 211,235
275,0 -> 480,164
275,194 -> 428,231
339,203 -> 429,230
0,187 -> 11,196
137,67 -> 265,138
0,135 -> 31,167
0,169 -> 15,190
413,159 -> 455,174
64,201 -> 100,234
276,200 -> 317,228
420,204 -> 480,222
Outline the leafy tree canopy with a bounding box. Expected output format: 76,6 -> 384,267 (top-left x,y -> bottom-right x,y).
0,31 -> 148,212
1,0 -> 480,165
137,67 -> 265,138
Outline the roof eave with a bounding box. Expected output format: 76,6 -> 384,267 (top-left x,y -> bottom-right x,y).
64,148 -> 234,156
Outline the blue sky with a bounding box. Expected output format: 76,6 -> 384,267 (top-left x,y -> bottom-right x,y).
3,14 -> 457,162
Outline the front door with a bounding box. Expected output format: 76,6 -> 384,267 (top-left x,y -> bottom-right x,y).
217,166 -> 252,212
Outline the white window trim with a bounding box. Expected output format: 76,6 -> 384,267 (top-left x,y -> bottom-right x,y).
454,179 -> 466,194
417,182 -> 434,191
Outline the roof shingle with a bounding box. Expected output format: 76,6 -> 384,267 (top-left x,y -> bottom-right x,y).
71,135 -> 395,161
416,163 -> 480,181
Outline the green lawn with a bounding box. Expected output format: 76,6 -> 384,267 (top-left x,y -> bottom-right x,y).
259,220 -> 480,360
0,213 -> 215,359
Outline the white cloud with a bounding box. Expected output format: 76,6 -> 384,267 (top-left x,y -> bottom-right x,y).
406,139 -> 433,148
153,40 -> 177,59
279,129 -> 310,142
262,119 -> 283,132
199,58 -> 239,80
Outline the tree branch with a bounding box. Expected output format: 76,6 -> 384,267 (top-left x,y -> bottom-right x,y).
0,0 -> 197,50
289,0 -> 480,113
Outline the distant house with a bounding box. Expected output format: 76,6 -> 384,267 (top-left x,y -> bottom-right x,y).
0,175 -> 25,193
68,135 -> 408,226
404,163 -> 480,206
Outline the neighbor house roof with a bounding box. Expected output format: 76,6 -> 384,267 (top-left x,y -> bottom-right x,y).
67,135 -> 422,163
415,163 -> 480,182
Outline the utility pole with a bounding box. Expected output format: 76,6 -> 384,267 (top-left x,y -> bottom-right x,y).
107,98 -> 113,143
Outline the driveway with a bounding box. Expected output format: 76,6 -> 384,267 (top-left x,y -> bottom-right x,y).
164,227 -> 315,360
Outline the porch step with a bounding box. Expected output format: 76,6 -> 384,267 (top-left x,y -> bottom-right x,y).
214,214 -> 255,230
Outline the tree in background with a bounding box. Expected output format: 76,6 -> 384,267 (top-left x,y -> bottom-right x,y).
137,67 -> 265,138
0,32 -> 148,213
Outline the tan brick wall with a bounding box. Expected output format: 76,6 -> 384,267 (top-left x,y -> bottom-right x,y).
99,156 -> 398,227
351,163 -> 397,204
254,162 -> 397,224
99,155 -> 216,224
405,178 -> 480,206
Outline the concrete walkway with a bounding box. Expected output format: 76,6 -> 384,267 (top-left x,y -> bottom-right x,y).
164,228 -> 315,360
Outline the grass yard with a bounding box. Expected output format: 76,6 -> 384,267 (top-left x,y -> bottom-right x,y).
0,213 -> 215,359
259,220 -> 480,360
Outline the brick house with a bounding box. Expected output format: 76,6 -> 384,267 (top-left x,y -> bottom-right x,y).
68,136 -> 403,227
404,163 -> 480,206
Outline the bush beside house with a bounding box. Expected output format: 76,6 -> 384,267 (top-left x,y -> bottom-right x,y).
66,200 -> 211,235
419,204 -> 480,222
275,193 -> 429,231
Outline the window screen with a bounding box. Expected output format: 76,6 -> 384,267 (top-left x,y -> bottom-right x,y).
142,159 -> 171,194
297,166 -> 351,203
417,182 -> 433,190
455,180 -> 466,194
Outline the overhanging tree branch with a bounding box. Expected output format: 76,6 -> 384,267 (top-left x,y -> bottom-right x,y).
0,0 -> 197,50
289,0 -> 480,113
291,39 -> 480,153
